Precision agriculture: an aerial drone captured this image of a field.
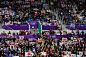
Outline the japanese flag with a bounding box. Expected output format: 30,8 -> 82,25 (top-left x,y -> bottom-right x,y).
41,11 -> 44,13
71,54 -> 76,57
55,23 -> 58,25
62,4 -> 65,7
62,38 -> 67,41
10,45 -> 14,49
63,51 -> 66,54
47,10 -> 50,12
66,51 -> 69,54
50,20 -> 52,22
47,33 -> 49,35
0,16 -> 2,20
73,40 -> 77,42
41,52 -> 46,56
62,40 -> 64,43
53,20 -> 57,22
41,10 -> 45,13
19,36 -> 24,40
0,12 -> 4,15
9,6 -> 11,8
5,22 -> 9,25
11,42 -> 14,45
68,5 -> 71,7
15,43 -> 18,45
9,11 -> 12,13
1,48 -> 6,51
9,11 -> 12,15
5,15 -> 9,18
65,5 -> 67,7
5,10 -> 8,13
62,55 -> 66,57
25,52 -> 34,56
50,20 -> 57,22
55,22 -> 59,25
13,56 -> 19,57
79,52 -> 83,56
48,23 -> 51,26
38,39 -> 42,43
9,21 -> 13,25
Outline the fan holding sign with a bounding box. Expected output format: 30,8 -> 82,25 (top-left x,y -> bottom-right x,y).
70,22 -> 75,29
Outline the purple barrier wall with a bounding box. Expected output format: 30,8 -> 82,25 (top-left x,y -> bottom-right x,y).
0,35 -> 40,40
3,24 -> 29,30
68,24 -> 86,30
45,35 -> 86,39
0,35 -> 85,40
42,25 -> 60,30
3,25 -> 12,30
28,21 -> 38,28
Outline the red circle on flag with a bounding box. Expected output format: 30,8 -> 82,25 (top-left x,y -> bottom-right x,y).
28,53 -> 31,55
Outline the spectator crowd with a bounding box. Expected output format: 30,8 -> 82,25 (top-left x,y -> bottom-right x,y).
0,35 -> 86,57
0,0 -> 86,57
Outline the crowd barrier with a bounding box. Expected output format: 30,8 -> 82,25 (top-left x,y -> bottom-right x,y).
0,35 -> 40,40
68,24 -> 86,30
3,21 -> 61,30
28,21 -> 38,28
42,25 -> 62,30
46,35 -> 86,39
0,35 -> 85,39
3,24 -> 29,30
